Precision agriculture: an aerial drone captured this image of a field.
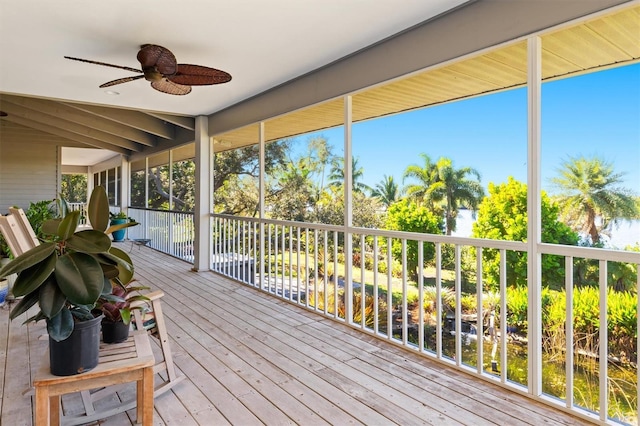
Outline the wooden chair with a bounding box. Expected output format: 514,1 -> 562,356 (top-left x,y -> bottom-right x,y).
0,207 -> 40,256
66,291 -> 184,425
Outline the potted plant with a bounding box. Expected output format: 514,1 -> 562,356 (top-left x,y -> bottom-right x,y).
0,186 -> 138,376
109,211 -> 130,242
98,279 -> 149,343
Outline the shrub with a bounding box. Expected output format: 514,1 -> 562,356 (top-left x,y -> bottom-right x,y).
506,286 -> 528,331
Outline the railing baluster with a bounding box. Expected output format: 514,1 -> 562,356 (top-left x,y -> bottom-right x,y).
500,248 -> 507,384
289,225 -> 293,301
598,259 -> 608,422
565,256 -> 574,409
418,241 -> 424,352
373,237 -> 379,335
436,242 -> 442,359
476,247 -> 483,374
360,234 -> 365,329
455,244 -> 462,366
402,238 -> 408,345
333,230 -> 338,319
323,230 -> 328,316
296,227 -> 301,304
387,236 -> 392,340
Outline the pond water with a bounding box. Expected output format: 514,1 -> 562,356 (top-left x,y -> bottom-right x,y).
431,332 -> 638,424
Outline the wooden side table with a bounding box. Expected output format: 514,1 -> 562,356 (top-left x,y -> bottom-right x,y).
33,331 -> 155,426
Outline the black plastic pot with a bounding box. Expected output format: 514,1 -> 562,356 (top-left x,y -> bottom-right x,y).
49,314 -> 103,376
102,319 -> 130,343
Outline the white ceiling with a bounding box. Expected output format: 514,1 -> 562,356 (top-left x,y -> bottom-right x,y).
0,0 -> 467,117
61,147 -> 120,166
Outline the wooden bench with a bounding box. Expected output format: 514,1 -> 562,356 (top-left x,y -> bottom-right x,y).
34,331 -> 155,426
67,291 -> 184,425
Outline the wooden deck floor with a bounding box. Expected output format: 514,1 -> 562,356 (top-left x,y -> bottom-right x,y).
0,244 -> 590,425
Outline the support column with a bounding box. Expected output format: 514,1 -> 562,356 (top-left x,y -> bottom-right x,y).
193,116 -> 212,272
343,95 -> 353,324
120,157 -> 130,214
526,36 -> 542,397
259,122 -> 266,287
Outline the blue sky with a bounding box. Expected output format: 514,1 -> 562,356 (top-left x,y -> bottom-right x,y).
302,63 -> 639,196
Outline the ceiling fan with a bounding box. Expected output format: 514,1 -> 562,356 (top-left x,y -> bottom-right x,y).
65,44 -> 232,95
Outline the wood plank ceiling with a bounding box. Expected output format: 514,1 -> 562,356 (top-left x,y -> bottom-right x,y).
1,5 -> 638,158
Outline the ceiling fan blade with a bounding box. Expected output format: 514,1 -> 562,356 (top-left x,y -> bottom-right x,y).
137,44 -> 177,76
64,56 -> 142,74
169,64 -> 232,86
150,78 -> 191,95
99,75 -> 145,88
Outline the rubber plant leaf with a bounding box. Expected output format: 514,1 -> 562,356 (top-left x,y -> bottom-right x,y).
105,220 -> 139,236
101,276 -> 112,296
47,307 -> 74,342
0,242 -> 55,278
41,218 -> 62,236
39,277 -> 66,319
9,290 -> 39,320
108,246 -> 134,284
54,252 -> 104,305
66,230 -> 111,253
10,251 -> 57,297
56,210 -> 81,240
88,186 -> 110,232
100,263 -> 120,279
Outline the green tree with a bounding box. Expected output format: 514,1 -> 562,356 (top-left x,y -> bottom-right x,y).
268,157 -> 317,221
551,155 -> 639,244
371,175 -> 402,208
213,140 -> 290,215
328,157 -> 371,194
60,174 -> 87,203
312,187 -> 383,228
146,160 -> 196,211
384,199 -> 443,281
472,177 -> 578,290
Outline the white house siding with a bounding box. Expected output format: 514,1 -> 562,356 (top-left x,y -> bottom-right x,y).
0,139 -> 58,212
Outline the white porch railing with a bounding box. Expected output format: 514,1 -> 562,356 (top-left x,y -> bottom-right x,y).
211,213 -> 640,425
67,202 -> 88,224
128,208 -> 194,261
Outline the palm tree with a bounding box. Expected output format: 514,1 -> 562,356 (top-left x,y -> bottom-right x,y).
328,157 -> 371,194
371,175 -> 402,208
551,155 -> 639,244
403,154 -> 484,235
403,153 -> 438,207
429,157 -> 484,235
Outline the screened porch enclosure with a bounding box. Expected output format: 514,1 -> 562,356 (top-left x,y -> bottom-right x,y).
114,7 -> 640,423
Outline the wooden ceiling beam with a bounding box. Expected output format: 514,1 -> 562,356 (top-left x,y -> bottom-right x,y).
2,115 -> 129,154
64,103 -> 176,140
0,101 -> 141,152
145,112 -> 195,131
2,95 -> 157,147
